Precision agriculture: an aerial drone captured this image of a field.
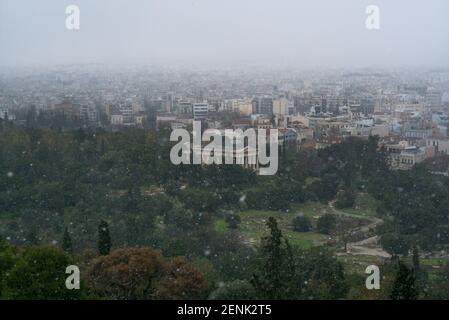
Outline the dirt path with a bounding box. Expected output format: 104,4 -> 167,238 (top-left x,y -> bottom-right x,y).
328,201 -> 390,258
346,236 -> 391,258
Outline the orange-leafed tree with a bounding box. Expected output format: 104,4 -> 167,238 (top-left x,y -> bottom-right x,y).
87,247 -> 209,300
87,247 -> 165,299
154,256 -> 209,300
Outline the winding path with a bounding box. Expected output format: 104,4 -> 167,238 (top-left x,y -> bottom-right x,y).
328,200 -> 390,258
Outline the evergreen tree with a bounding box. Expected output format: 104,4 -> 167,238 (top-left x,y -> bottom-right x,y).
412,245 -> 420,272
412,245 -> 428,295
225,213 -> 241,229
3,246 -> 81,299
292,215 -> 312,232
317,214 -> 337,235
26,228 -> 39,245
251,217 -> 297,299
97,220 -> 111,256
390,261 -> 418,300
62,227 -> 73,254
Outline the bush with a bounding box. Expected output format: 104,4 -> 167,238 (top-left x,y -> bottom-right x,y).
3,246 -> 81,300
225,213 -> 241,229
292,215 -> 312,232
317,214 -> 337,235
380,233 -> 410,256
335,190 -> 356,209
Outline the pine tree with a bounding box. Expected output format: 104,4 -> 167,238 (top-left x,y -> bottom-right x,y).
412,245 -> 428,293
251,217 -> 297,299
62,227 -> 73,254
412,245 -> 420,272
390,261 -> 418,300
98,220 -> 111,256
26,228 -> 39,245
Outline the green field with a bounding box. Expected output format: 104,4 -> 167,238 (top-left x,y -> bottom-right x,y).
237,209 -> 327,249
290,201 -> 330,218
214,199 -> 379,250
338,254 -> 384,275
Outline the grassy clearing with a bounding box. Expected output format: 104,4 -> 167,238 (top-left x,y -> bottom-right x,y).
338,254 -> 384,275
339,254 -> 448,279
402,256 -> 449,270
238,209 -> 327,249
290,201 -> 330,218
214,219 -> 228,233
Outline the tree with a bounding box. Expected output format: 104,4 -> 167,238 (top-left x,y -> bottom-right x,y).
390,261 -> 418,300
306,177 -> 338,204
298,247 -> 349,299
62,227 -> 73,254
0,240 -> 17,298
245,189 -> 290,212
292,215 -> 312,232
251,217 -> 297,299
412,245 -> 420,272
411,245 -> 428,295
154,256 -> 209,300
317,214 -> 337,235
87,247 -> 209,300
211,248 -> 257,282
26,228 -> 39,245
225,213 -> 241,229
97,220 -> 111,256
380,233 -> 410,256
88,247 -> 165,299
335,189 -> 356,209
178,188 -> 220,213
3,246 -> 80,300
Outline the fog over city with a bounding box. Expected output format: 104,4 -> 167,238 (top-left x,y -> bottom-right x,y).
1,0 -> 448,68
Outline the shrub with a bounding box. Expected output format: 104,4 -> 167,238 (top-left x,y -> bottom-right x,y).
292,215 -> 312,232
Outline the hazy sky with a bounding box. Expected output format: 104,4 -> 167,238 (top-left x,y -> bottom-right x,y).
0,0 -> 448,68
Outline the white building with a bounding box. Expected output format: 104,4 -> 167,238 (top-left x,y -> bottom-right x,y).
193,102 -> 209,120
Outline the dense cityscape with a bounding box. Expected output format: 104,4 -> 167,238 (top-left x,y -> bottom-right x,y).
2,66 -> 449,170
1,65 -> 449,300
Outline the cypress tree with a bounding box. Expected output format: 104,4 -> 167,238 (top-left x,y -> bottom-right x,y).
390,261 -> 418,300
252,217 -> 296,299
62,227 -> 73,254
26,228 -> 39,245
98,220 -> 111,255
412,245 -> 420,272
